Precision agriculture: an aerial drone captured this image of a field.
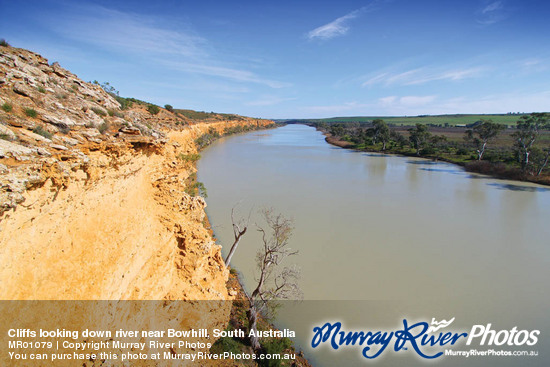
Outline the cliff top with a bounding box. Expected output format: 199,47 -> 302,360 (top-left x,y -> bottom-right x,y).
0,43 -> 262,214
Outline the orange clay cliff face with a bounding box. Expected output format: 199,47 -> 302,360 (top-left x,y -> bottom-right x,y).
0,44 -> 273,365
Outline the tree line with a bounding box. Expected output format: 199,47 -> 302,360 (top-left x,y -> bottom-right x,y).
313,112 -> 550,178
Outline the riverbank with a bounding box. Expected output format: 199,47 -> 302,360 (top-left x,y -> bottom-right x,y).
324,131 -> 550,186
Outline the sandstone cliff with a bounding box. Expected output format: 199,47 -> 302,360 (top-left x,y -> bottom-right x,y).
0,44 -> 273,366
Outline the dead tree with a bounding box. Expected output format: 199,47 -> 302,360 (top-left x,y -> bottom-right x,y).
244,209 -> 302,353
224,205 -> 251,267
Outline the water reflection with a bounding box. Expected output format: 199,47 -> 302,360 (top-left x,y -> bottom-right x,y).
406,160 -> 439,165
418,167 -> 465,175
487,183 -> 550,192
363,153 -> 389,157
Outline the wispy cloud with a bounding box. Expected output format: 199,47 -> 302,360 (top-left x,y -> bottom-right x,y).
307,9 -> 362,40
362,66 -> 485,87
476,1 -> 509,25
47,3 -> 207,57
43,2 -> 289,89
142,80 -> 251,94
159,60 -> 291,88
376,91 -> 550,115
435,91 -> 550,114
482,1 -> 503,14
302,89 -> 550,118
517,58 -> 548,73
306,1 -> 384,41
303,101 -> 371,115
379,95 -> 437,107
245,96 -> 297,106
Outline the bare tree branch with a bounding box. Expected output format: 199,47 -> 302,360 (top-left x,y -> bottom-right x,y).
224,205 -> 301,353
244,208 -> 302,353
224,203 -> 252,267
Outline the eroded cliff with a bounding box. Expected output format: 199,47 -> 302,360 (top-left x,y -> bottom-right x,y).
0,44 -> 273,366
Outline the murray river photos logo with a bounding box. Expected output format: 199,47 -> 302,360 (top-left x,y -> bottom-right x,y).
311,318 -> 540,360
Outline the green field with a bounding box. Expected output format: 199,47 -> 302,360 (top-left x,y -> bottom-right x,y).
286,114 -> 530,127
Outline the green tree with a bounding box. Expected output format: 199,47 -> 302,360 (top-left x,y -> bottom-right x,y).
99,81 -> 119,96
513,113 -> 548,170
368,119 -> 391,150
329,124 -> 345,137
408,124 -> 431,155
530,146 -> 550,176
465,120 -> 505,160
390,130 -> 408,148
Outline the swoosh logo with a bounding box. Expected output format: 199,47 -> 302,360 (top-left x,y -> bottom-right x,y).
427,317 -> 455,333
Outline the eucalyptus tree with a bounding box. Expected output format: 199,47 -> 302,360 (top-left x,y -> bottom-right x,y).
369,119 -> 391,150
513,113 -> 548,170
530,146 -> 550,176
408,123 -> 431,155
465,120 -> 505,160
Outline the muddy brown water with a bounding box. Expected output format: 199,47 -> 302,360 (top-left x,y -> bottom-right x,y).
199,124 -> 549,367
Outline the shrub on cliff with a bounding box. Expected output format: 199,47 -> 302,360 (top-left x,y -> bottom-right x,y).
164,104 -> 173,112
147,104 -> 160,115
33,126 -> 53,139
24,108 -> 37,118
0,39 -> 9,47
115,96 -> 133,110
91,107 -> 107,117
98,122 -> 110,134
195,128 -> 221,150
1,103 -> 12,113
210,333 -> 242,355
178,153 -> 201,162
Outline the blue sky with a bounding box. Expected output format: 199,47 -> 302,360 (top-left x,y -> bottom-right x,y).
2,0 -> 550,118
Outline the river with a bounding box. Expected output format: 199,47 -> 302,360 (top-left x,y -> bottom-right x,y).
198,124 -> 549,367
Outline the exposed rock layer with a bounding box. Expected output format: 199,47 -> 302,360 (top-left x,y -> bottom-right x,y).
0,44 -> 273,366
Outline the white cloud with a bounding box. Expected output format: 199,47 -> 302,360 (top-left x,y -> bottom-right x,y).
361,73 -> 390,86
378,96 -> 397,106
516,58 -> 548,73
482,1 -> 503,14
245,96 -> 297,106
143,80 -> 251,94
303,101 -> 371,115
301,90 -> 550,118
159,60 -> 291,88
306,1 -> 385,41
378,95 -> 437,108
362,66 -> 485,86
48,4 -> 207,58
399,95 -> 437,106
476,1 -> 509,25
375,91 -> 550,115
307,9 -> 362,40
44,3 -> 290,89
436,91 -> 550,114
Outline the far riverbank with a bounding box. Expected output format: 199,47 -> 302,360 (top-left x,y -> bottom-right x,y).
321,129 -> 550,187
